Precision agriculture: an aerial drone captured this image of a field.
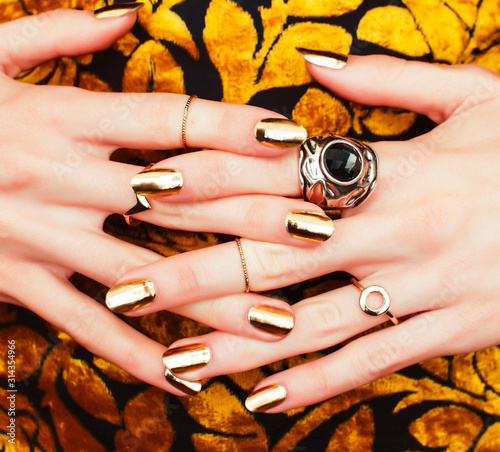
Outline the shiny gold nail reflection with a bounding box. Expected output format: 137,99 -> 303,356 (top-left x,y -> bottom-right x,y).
245,384 -> 287,413
295,47 -> 348,69
165,368 -> 202,395
255,118 -> 307,148
162,343 -> 211,373
248,305 -> 294,336
286,210 -> 334,243
131,168 -> 183,197
105,279 -> 156,314
94,2 -> 144,19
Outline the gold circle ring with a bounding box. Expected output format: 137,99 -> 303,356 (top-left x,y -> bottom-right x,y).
351,277 -> 399,325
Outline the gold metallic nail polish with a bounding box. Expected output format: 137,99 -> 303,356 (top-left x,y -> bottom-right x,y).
245,384 -> 287,413
162,343 -> 211,373
165,368 -> 202,395
248,305 -> 294,336
94,2 -> 144,19
295,47 -> 348,69
286,210 -> 334,243
105,279 -> 156,314
131,168 -> 183,197
255,118 -> 307,148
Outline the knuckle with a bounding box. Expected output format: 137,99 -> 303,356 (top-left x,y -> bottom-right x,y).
248,243 -> 298,288
136,99 -> 173,146
169,262 -> 202,300
308,361 -> 333,400
301,299 -> 344,346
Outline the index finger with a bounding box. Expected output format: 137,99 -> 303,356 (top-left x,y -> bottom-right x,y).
62,90 -> 307,156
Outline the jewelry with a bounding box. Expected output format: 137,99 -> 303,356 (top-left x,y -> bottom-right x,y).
235,238 -> 250,292
123,163 -> 154,226
351,277 -> 399,325
299,134 -> 378,209
182,95 -> 197,149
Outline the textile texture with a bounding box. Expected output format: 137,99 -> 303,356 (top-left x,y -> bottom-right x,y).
1,0 -> 500,450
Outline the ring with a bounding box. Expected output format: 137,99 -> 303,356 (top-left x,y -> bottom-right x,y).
299,134 -> 378,209
123,163 -> 154,227
235,238 -> 250,293
182,95 -> 197,149
350,277 -> 399,325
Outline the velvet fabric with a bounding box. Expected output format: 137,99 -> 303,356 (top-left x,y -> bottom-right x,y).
1,0 -> 500,450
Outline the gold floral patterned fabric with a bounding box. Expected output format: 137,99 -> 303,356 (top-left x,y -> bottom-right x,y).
1,0 -> 500,450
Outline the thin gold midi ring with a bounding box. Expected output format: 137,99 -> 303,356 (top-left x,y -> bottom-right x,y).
235,238 -> 250,293
351,277 -> 399,325
182,95 -> 197,149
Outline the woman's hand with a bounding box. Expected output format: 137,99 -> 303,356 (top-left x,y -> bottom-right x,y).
114,54 -> 500,410
0,7 -> 311,395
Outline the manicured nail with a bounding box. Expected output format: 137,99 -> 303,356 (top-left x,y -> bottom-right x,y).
94,2 -> 144,19
286,210 -> 334,243
255,118 -> 307,148
105,279 -> 156,314
164,368 -> 202,395
162,343 -> 211,373
245,384 -> 287,413
296,47 -> 348,69
248,305 -> 294,336
131,168 -> 183,197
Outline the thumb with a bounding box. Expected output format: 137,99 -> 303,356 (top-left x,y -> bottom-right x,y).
300,52 -> 500,124
0,5 -> 142,78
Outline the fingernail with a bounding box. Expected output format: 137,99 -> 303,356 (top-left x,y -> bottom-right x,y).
162,343 -> 211,373
94,2 -> 144,19
105,279 -> 156,314
295,47 -> 348,69
255,118 -> 307,148
131,168 -> 183,197
245,384 -> 287,413
248,305 -> 294,336
286,210 -> 334,243
164,368 -> 202,395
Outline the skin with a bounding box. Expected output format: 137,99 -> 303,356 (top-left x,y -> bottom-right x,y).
0,9 -> 317,397
3,9 -> 500,409
119,59 -> 500,410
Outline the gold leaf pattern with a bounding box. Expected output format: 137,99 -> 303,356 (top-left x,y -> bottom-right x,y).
204,0 -> 258,102
139,2 -> 199,59
362,107 -> 417,136
287,0 -> 364,17
451,353 -> 485,396
357,6 -> 430,57
409,406 -> 483,451
122,40 -> 185,94
258,23 -> 352,93
403,0 -> 469,63
476,422 -> 500,452
63,358 -> 121,425
292,87 -> 351,137
115,388 -> 175,452
326,405 -> 374,451
476,347 -> 500,393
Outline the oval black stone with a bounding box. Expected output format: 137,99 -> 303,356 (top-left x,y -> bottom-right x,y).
323,142 -> 362,183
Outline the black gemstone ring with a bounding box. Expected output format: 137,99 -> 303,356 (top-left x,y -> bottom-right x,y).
299,134 -> 378,209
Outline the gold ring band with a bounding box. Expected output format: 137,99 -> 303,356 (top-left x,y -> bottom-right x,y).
351,277 -> 399,325
235,238 -> 250,293
124,163 -> 154,226
182,95 -> 197,149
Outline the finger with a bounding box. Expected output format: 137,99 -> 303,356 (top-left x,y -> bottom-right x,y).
62,91 -> 306,156
104,215 -> 412,316
15,267 -> 187,396
172,293 -> 295,342
243,303 -> 489,412
0,8 -> 138,78
304,54 -> 500,123
157,268 -> 445,381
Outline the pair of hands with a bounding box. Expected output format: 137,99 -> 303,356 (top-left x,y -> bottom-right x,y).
2,7 -> 499,412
